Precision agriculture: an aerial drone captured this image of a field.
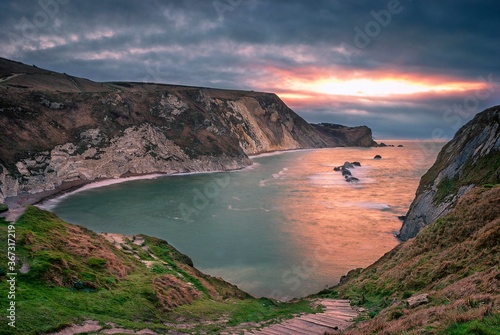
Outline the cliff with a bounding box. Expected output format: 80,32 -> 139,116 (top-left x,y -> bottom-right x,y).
0,58 -> 375,206
311,123 -> 378,147
315,106 -> 500,334
398,105 -> 500,240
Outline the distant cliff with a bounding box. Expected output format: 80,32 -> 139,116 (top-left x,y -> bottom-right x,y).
398,106 -> 500,240
311,123 -> 378,147
0,58 -> 376,205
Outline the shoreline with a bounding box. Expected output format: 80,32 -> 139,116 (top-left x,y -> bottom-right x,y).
1,143 -> 423,219
4,147 -> 322,216
2,167 -> 246,221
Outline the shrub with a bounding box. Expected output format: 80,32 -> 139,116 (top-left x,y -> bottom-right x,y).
0,203 -> 8,213
87,257 -> 107,268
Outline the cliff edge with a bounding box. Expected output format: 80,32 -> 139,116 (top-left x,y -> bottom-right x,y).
398,106 -> 500,240
0,58 -> 375,206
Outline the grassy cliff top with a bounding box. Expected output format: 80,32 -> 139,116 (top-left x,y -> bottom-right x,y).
316,185 -> 500,334
0,206 -> 317,334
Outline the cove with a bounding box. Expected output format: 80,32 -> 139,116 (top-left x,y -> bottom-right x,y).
46,141 -> 444,300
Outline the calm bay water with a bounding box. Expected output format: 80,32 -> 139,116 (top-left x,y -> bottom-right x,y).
45,141 -> 444,300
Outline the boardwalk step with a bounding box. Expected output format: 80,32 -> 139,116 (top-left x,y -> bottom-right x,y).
240,299 -> 357,335
256,326 -> 289,335
275,322 -> 319,335
269,324 -> 308,335
300,316 -> 344,329
308,315 -> 351,326
317,313 -> 355,322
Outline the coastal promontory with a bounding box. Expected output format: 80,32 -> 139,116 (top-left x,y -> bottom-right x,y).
0,58 -> 376,206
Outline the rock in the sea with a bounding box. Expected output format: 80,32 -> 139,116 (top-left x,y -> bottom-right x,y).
374,155 -> 382,159
352,161 -> 361,167
333,166 -> 341,171
345,176 -> 360,183
398,144 -> 404,147
397,215 -> 406,221
342,168 -> 352,176
406,293 -> 430,308
343,162 -> 354,169
378,142 -> 387,147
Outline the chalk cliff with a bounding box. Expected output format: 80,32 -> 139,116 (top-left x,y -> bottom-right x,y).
0,58 -> 375,205
398,105 -> 500,240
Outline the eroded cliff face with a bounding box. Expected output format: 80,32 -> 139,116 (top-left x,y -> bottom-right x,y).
0,58 -> 357,204
311,123 -> 378,147
398,106 -> 500,240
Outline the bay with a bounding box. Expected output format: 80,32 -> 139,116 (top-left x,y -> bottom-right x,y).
46,140 -> 444,300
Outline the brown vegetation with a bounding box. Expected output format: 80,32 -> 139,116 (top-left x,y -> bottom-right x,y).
322,186 -> 500,334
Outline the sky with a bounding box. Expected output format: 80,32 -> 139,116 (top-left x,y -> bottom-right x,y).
1,0 -> 499,139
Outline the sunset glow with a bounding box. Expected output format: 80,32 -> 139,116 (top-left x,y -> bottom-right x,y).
262,66 -> 488,99
3,1 -> 498,138
311,78 -> 485,97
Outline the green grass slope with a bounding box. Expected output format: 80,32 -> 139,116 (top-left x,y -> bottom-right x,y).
0,206 -> 316,335
317,186 -> 500,334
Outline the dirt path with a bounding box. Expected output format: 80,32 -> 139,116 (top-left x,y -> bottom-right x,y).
244,299 -> 358,335
0,73 -> 23,83
0,207 -> 26,222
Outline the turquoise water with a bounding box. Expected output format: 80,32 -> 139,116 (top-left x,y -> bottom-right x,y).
45,141 -> 444,300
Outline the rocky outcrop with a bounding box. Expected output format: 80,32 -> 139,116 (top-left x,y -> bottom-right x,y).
0,58 -> 376,204
311,123 -> 378,147
333,161 -> 361,183
406,293 -> 430,308
1,124 -> 251,203
398,106 -> 500,240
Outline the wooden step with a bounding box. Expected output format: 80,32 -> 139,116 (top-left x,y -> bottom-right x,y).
239,300 -> 358,335
252,329 -> 282,335
268,324 -> 307,335
300,316 -> 347,330
320,300 -> 351,305
306,313 -> 352,325
320,312 -> 356,321
255,326 -> 290,335
275,321 -> 320,335
324,313 -> 357,319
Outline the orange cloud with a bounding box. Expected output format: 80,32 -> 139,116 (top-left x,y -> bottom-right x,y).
252,67 -> 485,100
247,65 -> 489,112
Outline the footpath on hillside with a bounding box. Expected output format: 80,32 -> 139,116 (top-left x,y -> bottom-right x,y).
243,299 -> 358,335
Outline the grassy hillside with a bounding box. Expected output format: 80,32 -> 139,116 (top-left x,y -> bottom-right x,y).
316,185 -> 500,334
0,206 -> 317,335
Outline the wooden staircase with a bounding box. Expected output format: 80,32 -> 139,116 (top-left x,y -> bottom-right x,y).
244,300 -> 358,335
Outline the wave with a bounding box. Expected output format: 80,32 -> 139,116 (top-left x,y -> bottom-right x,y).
260,167 -> 288,187
249,148 -> 315,159
227,204 -> 272,212
37,174 -> 164,210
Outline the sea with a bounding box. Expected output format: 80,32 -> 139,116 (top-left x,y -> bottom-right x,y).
41,140 -> 444,300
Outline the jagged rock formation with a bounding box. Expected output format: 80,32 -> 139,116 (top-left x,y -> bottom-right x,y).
311,123 -> 378,147
398,106 -> 500,240
0,58 -> 375,205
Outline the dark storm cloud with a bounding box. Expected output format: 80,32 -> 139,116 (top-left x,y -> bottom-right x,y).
1,0 -> 499,138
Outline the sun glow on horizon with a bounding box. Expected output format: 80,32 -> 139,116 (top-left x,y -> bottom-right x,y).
262,67 -> 488,100
299,78 -> 486,98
